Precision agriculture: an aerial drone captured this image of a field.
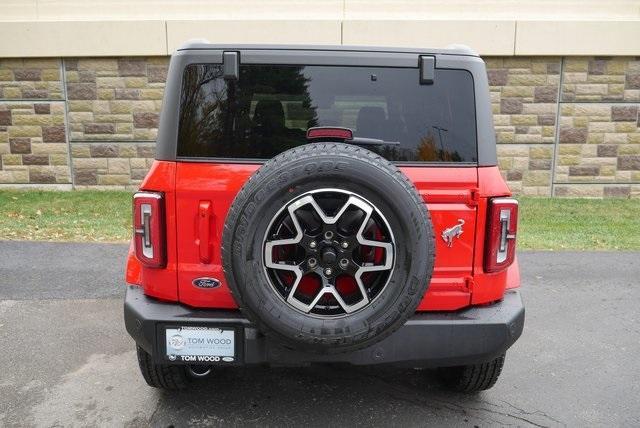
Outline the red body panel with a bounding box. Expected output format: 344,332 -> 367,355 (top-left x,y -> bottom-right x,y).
175,163 -> 258,308
126,161 -> 520,311
125,242 -> 142,286
403,167 -> 478,310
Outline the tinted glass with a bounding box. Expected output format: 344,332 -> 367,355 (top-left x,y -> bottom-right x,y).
178,64 -> 477,162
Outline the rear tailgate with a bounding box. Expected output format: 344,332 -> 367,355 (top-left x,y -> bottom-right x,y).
175,162 -> 477,311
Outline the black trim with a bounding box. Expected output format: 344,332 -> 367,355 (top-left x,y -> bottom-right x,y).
125,286 -> 525,367
174,156 -> 479,168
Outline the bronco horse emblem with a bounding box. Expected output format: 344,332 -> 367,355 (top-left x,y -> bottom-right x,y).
441,219 -> 465,247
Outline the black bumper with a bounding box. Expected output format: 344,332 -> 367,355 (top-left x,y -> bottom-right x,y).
124,286 -> 524,368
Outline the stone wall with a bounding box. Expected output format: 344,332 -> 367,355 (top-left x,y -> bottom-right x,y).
0,57 -> 163,188
487,57 -> 560,196
487,56 -> 640,197
1,55 -> 639,196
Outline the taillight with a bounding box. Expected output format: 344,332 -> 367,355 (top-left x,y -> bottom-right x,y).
133,191 -> 166,268
484,197 -> 518,273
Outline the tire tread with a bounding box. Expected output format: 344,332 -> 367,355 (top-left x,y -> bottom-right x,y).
439,354 -> 505,393
136,345 -> 189,390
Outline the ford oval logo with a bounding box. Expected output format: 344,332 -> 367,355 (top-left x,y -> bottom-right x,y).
192,277 -> 221,289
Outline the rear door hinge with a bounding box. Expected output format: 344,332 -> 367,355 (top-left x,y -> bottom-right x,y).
465,276 -> 475,291
469,188 -> 480,206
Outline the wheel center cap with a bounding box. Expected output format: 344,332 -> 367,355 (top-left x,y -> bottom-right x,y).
321,247 -> 337,265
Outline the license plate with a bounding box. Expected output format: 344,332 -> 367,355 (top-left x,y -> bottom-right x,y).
164,326 -> 236,363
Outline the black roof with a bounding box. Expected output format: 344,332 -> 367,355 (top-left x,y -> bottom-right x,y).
177,41 -> 479,57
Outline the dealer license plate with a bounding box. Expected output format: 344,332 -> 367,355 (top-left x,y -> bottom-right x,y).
165,326 -> 236,363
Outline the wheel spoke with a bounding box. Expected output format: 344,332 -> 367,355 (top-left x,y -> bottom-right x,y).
263,189 -> 396,317
284,271 -> 303,298
287,277 -> 325,313
303,195 -> 368,226
333,285 -> 369,313
355,212 -> 393,270
305,288 -> 329,312
264,198 -> 306,269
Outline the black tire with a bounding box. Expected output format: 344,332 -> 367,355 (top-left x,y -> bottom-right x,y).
438,354 -> 506,393
222,143 -> 435,353
136,345 -> 190,390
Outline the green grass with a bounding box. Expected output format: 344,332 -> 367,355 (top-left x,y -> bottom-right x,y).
517,197 -> 640,251
0,190 -> 638,250
0,190 -> 132,242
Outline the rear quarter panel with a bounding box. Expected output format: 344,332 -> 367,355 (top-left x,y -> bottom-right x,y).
134,161 -> 179,301
470,166 -> 515,304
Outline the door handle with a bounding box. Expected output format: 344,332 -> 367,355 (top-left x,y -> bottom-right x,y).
198,201 -> 212,263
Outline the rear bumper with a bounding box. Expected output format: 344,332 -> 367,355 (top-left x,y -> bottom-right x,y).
124,285 -> 524,367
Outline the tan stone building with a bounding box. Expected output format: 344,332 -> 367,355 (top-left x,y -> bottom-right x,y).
1,0 -> 639,196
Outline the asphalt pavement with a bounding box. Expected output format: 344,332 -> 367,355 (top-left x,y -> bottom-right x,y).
0,241 -> 639,427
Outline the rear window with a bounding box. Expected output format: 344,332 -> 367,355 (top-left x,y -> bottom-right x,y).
177,63 -> 477,162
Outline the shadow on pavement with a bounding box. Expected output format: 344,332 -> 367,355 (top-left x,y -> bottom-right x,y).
150,365 -> 559,427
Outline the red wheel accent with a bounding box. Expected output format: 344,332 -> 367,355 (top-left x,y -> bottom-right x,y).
335,274 -> 358,296
297,274 -> 322,297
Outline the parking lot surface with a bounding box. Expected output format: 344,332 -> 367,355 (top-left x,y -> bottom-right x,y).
1,241 -> 639,427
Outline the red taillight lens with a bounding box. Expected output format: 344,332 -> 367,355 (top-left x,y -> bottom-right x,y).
484,197 -> 518,273
133,191 -> 166,268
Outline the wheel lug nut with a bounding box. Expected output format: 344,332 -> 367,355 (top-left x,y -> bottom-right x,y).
339,258 -> 349,269
341,241 -> 349,249
308,257 -> 317,267
324,268 -> 333,276
309,241 -> 317,249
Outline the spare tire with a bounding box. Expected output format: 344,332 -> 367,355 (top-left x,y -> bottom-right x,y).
222,143 -> 435,353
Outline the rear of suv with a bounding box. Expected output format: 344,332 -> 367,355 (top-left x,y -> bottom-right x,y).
124,43 -> 524,392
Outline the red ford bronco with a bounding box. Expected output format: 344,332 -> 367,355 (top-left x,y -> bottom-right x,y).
124,43 -> 524,392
